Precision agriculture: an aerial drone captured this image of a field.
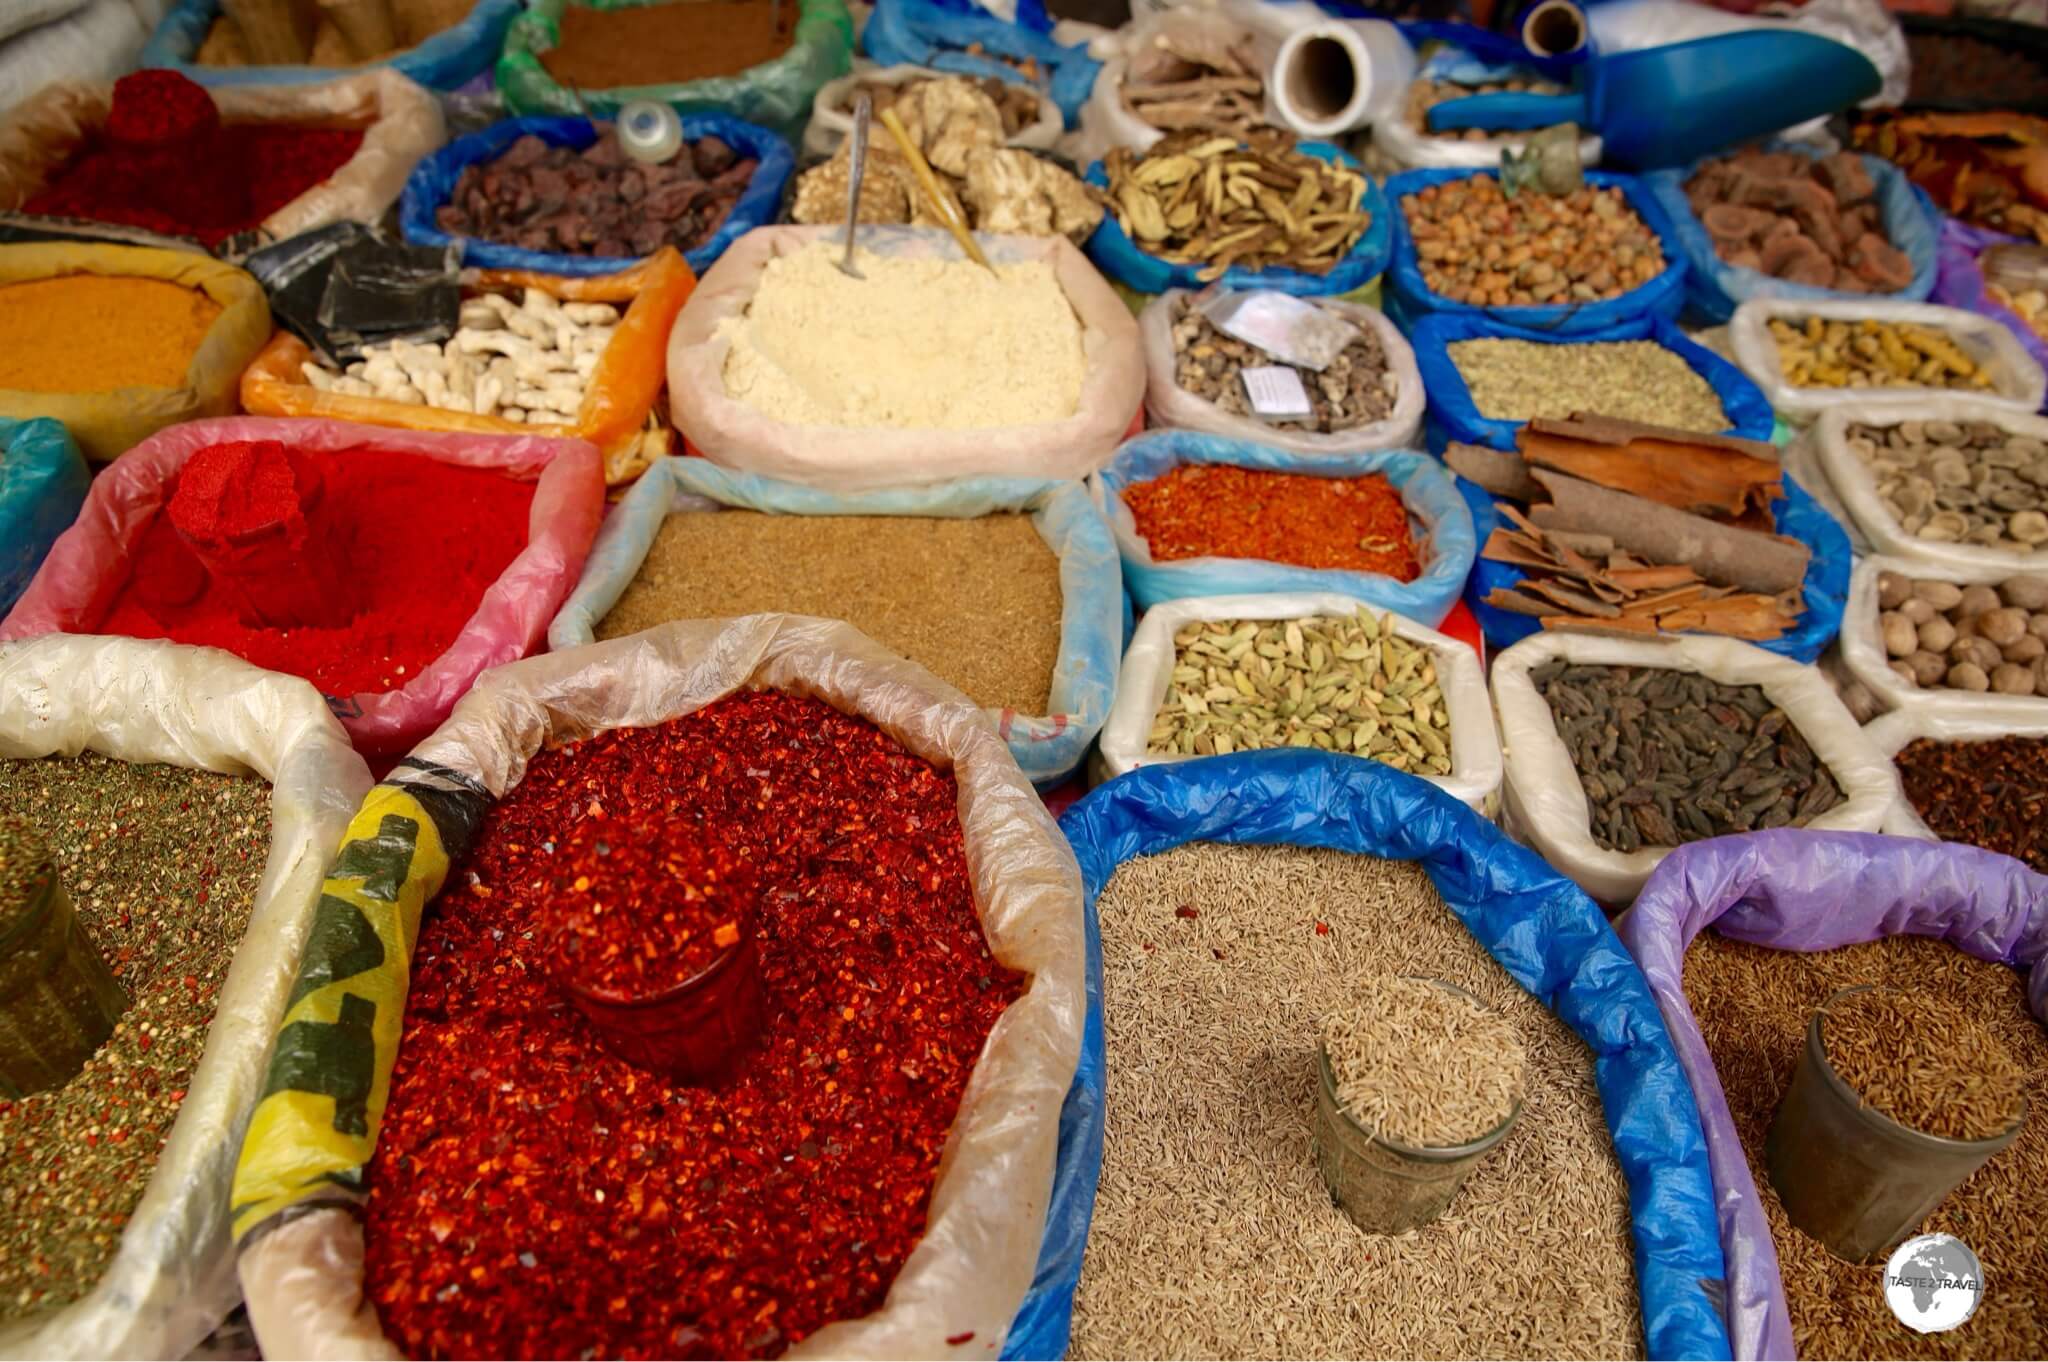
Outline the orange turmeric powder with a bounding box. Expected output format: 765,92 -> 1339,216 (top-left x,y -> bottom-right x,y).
0,275 -> 223,393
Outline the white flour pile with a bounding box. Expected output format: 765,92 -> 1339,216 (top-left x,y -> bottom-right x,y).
717,242 -> 1086,429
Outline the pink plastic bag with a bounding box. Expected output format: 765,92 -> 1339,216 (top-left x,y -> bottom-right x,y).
0,416 -> 605,754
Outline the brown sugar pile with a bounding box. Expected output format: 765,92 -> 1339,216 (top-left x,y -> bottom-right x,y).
539,0 -> 795,90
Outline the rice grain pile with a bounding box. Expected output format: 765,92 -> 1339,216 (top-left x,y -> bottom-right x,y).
1074,842 -> 1644,1360
1323,977 -> 1526,1147
1684,933 -> 2047,1358
1822,987 -> 2027,1141
595,511 -> 1064,713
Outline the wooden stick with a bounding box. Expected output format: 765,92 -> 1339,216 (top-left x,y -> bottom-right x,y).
878,107 -> 995,274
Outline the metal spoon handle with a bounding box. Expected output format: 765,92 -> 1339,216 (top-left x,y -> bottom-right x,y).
842,94 -> 871,273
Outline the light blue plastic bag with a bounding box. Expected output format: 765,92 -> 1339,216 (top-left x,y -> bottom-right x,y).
0,418 -> 89,617
1644,145 -> 1941,326
1038,751 -> 1735,1362
861,0 -> 1098,125
1090,430 -> 1476,627
398,113 -> 794,278
1410,311 -> 1776,452
138,0 -> 519,88
1384,167 -> 1689,336
550,457 -> 1121,789
1083,143 -> 1391,298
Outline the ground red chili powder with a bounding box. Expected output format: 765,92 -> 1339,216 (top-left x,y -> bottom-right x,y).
100,446 -> 533,699
363,691 -> 1022,1361
1122,464 -> 1423,579
549,818 -> 749,997
24,71 -> 363,248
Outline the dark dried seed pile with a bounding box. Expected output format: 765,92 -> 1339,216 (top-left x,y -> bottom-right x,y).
1533,662 -> 1843,853
1895,736 -> 2048,874
1822,986 -> 2027,1141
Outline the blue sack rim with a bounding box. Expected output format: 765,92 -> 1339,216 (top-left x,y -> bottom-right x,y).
138,0 -> 519,88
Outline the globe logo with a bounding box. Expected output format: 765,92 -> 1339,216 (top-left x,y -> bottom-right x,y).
1883,1233 -> 1985,1334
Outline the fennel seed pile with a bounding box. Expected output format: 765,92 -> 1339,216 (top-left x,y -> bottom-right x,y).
1073,842 -> 1643,1360
1323,976 -> 1526,1148
1684,933 -> 2046,1358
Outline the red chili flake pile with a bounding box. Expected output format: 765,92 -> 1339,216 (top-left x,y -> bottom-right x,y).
363,691 -> 1023,1360
24,70 -> 364,248
549,818 -> 749,997
1121,464 -> 1422,580
99,445 -> 534,700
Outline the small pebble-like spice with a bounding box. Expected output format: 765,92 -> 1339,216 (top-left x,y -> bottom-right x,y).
363,691 -> 1022,1360
1769,315 -> 1994,391
1402,175 -> 1666,307
1873,571 -> 2048,696
1149,609 -> 1453,774
1821,986 -> 2026,1141
596,511 -> 1064,714
1448,337 -> 1729,431
1402,75 -> 1565,143
547,818 -> 748,997
1684,933 -> 2045,1357
1533,662 -> 1843,854
1895,735 -> 2048,873
1169,300 -> 1399,432
1848,420 -> 2048,554
1122,463 -> 1419,578
0,754 -> 271,1320
1322,976 -> 1525,1148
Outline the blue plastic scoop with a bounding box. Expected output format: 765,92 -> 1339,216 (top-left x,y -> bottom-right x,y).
1423,30 -> 1881,170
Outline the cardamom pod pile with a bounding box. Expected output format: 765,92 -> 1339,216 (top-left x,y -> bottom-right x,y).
1148,609 -> 1454,774
1103,130 -> 1373,280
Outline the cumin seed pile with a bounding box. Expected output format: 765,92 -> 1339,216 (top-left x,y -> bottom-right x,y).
1323,976 -> 1526,1148
1822,987 -> 2026,1141
1074,843 -> 1643,1360
596,511 -> 1064,714
1684,933 -> 2047,1358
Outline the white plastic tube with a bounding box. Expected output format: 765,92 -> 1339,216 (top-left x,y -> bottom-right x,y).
1518,0 -> 1588,59
1270,18 -> 1412,140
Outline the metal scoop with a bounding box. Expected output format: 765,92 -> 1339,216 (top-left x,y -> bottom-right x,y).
838,94 -> 871,281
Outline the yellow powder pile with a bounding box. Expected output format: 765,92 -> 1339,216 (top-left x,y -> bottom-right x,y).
718,242 -> 1086,430
0,276 -> 221,393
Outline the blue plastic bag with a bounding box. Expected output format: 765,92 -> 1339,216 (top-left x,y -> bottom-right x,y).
1454,468 -> 1852,663
1384,168 -> 1689,336
138,0 -> 519,88
1091,430 -> 1476,627
1031,751 -> 1734,1362
862,0 -> 1100,125
1617,830 -> 2048,1361
0,417 -> 89,617
1083,144 -> 1392,298
398,114 -> 794,279
1643,145 -> 1941,326
1410,311 -> 1776,452
548,457 -> 1122,789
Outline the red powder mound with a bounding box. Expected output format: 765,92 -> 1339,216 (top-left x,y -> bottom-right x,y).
103,446 -> 535,699
167,440 -> 304,546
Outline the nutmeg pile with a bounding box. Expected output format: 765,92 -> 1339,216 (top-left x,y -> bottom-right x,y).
1400,175 -> 1665,307
1685,148 -> 1914,292
1875,570 -> 2048,696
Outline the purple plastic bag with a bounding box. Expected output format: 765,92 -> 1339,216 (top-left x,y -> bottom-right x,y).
1932,217 -> 2048,403
1615,830 -> 2048,1362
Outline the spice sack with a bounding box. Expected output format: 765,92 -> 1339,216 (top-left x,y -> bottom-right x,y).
0,417 -> 89,616
0,417 -> 604,756
0,634 -> 370,1360
669,225 -> 1143,490
0,242 -> 270,463
137,0 -> 522,90
227,616 -> 1086,1359
549,457 -> 1123,788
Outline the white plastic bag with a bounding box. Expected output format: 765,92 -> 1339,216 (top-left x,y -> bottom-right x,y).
1865,705 -> 2048,838
1810,400 -> 2048,573
1727,298 -> 2048,426
0,0 -> 145,115
1837,554 -> 2048,723
1138,288 -> 1425,453
0,635 -> 370,1362
0,0 -> 88,45
668,224 -> 1143,491
231,615 -> 1086,1361
1096,590 -> 1503,810
1492,631 -> 1899,904
804,62 -> 1062,161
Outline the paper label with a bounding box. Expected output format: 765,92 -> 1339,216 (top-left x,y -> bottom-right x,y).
1241,365 -> 1314,422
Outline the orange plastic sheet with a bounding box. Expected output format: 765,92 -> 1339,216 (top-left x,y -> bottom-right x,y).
239,247 -> 694,483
